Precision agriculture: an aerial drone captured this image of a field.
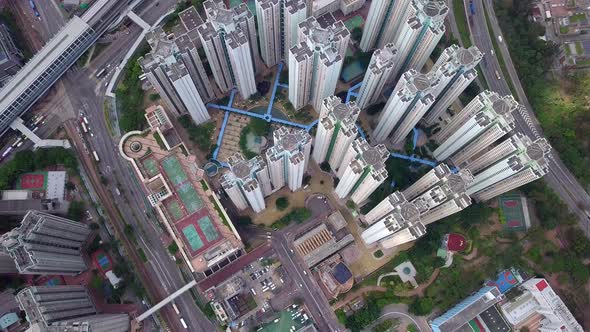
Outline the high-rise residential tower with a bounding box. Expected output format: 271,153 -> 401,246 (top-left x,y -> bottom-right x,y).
283,0 -> 307,61
334,138 -> 389,204
0,211 -> 90,275
373,69 -> 438,144
313,96 -> 360,171
407,165 -> 473,225
433,91 -> 518,166
466,136 -> 551,202
256,0 -> 281,66
361,193 -> 425,248
139,27 -> 212,124
221,153 -> 272,213
16,285 -> 130,332
361,164 -> 473,248
390,0 -> 448,80
359,0 -> 412,52
199,0 -> 260,98
424,45 -> 483,124
289,15 -> 350,111
225,30 -> 257,98
266,127 -> 312,191
356,43 -> 397,110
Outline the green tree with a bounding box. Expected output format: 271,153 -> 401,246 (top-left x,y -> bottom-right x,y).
276,197 -> 289,210
168,242 -> 179,255
409,297 -> 434,315
67,201 -> 85,221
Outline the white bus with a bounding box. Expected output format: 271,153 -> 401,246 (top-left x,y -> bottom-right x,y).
92,151 -> 100,162
81,122 -> 88,133
172,303 -> 180,314
83,116 -> 89,125
179,318 -> 187,329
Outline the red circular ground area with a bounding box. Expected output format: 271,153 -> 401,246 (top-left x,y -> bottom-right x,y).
446,233 -> 467,251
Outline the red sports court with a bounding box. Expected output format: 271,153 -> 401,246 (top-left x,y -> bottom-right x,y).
446,233 -> 467,251
17,172 -> 46,190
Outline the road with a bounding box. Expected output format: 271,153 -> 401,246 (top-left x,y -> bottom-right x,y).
363,304 -> 431,332
21,0 -> 216,331
268,195 -> 345,332
466,0 -> 590,236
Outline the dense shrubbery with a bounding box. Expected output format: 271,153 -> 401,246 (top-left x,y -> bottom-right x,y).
495,0 -> 590,185
270,208 -> 311,229
117,43 -> 150,132
0,148 -> 77,190
178,115 -> 215,152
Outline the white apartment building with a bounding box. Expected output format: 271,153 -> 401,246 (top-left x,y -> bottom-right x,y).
373,69 -> 437,144
289,15 -> 349,111
266,127 -> 312,191
256,0 -> 281,66
313,96 -> 360,171
221,153 -> 272,213
334,138 -> 389,204
283,0 -> 307,62
356,43 -> 398,110
360,0 -> 412,51
390,0 -> 448,80
424,44 -> 483,124
433,91 -> 519,167
466,136 -> 551,202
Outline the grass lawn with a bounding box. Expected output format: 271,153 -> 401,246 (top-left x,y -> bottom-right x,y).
575,41 -> 584,55
565,44 -> 572,56
560,26 -> 570,34
452,0 -> 472,47
570,13 -> 586,23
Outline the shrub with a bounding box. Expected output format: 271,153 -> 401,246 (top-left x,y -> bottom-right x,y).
276,197 -> 289,210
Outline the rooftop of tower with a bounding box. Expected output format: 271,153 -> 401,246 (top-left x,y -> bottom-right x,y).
258,0 -> 279,9
179,6 -> 204,31
491,97 -> 518,115
284,0 -> 306,14
525,138 -> 551,161
445,170 -> 474,193
271,127 -> 311,155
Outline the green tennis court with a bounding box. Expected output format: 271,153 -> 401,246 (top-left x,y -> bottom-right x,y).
165,200 -> 185,221
198,216 -> 219,242
142,157 -> 159,177
162,155 -> 188,186
344,15 -> 364,31
182,224 -> 204,251
178,182 -> 203,214
258,310 -> 307,332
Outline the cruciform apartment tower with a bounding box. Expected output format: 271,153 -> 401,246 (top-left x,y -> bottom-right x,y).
289,15 -> 350,111
199,0 -> 260,99
221,153 -> 272,213
266,127 -> 312,191
465,135 -> 551,202
356,43 -> 398,110
424,44 -> 483,124
334,138 -> 389,204
139,25 -> 213,125
361,164 -> 473,248
313,96 -> 360,170
373,69 -> 438,144
433,90 -> 518,166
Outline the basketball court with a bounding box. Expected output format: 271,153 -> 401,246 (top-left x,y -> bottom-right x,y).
165,199 -> 185,221
182,224 -> 204,251
498,193 -> 526,232
198,216 -> 219,242
176,209 -> 222,256
162,155 -> 188,186
17,172 -> 47,190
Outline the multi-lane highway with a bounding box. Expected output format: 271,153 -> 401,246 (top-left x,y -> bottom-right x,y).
21,0 -> 217,331
465,0 -> 590,235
